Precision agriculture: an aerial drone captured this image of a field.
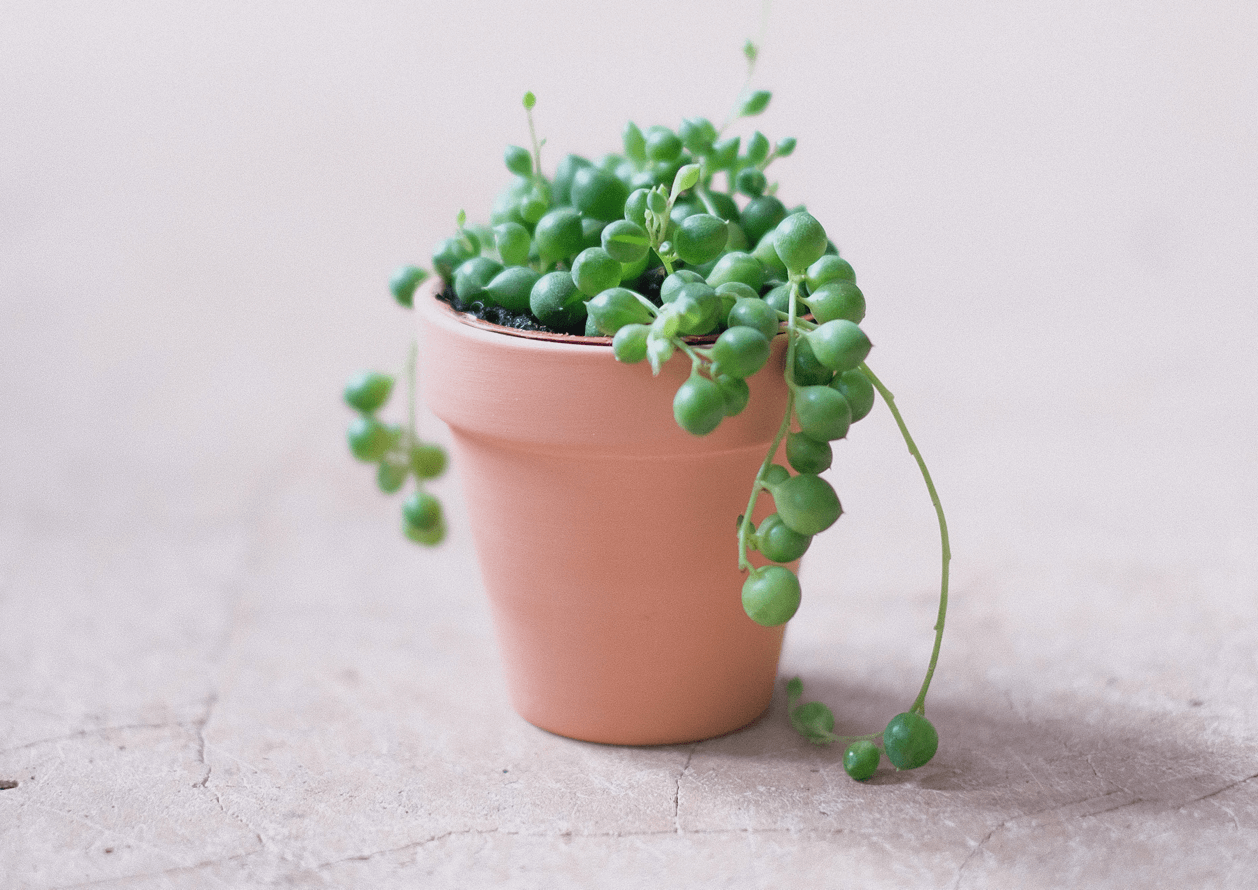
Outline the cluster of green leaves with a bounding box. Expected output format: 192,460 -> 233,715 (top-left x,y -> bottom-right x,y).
788,678 -> 939,780
364,74 -> 950,781
427,90 -> 800,339
343,354 -> 449,546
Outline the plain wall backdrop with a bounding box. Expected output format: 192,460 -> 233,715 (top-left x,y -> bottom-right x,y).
2,0 -> 1256,683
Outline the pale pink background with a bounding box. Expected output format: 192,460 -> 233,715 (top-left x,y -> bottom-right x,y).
2,2 -> 1256,886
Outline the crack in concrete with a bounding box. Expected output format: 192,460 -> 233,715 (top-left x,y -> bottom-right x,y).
26,800 -> 228,886
185,692 -> 270,855
1208,798 -> 1242,833
951,824 -> 998,890
49,851 -> 258,889
1175,770 -> 1258,809
309,825 -> 859,872
949,772 -> 1258,888
0,721 -> 190,757
190,693 -> 218,789
1077,794 -> 1145,819
1076,771 -> 1258,822
172,440 -> 305,861
673,742 -> 699,834
1082,754 -> 1105,786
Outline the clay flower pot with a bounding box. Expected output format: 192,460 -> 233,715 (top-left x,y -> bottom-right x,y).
418,279 -> 793,745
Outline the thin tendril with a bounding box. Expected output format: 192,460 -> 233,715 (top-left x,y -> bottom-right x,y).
406,340 -> 419,450
526,101 -> 543,178
859,362 -> 951,716
737,279 -> 801,572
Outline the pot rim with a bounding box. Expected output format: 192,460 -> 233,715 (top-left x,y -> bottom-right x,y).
421,277 -> 725,347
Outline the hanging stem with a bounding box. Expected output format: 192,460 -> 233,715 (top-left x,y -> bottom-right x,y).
405,340 -> 419,448
859,362 -> 951,716
523,92 -> 544,178
737,279 -> 802,572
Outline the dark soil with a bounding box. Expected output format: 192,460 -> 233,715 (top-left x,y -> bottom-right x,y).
436,266 -> 667,335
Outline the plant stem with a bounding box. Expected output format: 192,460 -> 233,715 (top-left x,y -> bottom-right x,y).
406,339 -> 418,448
737,280 -> 802,572
674,338 -> 705,365
737,393 -> 794,571
694,183 -> 722,217
859,362 -> 951,716
632,291 -> 661,316
526,106 -> 544,179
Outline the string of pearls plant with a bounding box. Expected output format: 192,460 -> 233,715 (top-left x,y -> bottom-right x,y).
344,43 -> 951,780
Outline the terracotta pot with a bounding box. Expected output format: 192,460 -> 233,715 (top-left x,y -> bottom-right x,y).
418,279 -> 793,745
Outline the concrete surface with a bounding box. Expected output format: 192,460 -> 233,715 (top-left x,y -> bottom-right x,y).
2,2 -> 1256,887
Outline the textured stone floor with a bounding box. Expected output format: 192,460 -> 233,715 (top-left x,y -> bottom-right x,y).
3,3 -> 1256,888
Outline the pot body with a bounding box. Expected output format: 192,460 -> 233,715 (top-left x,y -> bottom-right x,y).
419,283 -> 792,745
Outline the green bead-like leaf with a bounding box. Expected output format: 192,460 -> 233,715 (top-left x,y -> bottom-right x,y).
711,326 -> 771,379
529,271 -> 585,332
552,154 -> 593,205
770,473 -> 842,536
805,320 -> 873,373
745,131 -> 770,165
673,213 -> 729,266
792,702 -> 836,745
572,247 -> 623,297
452,256 -> 503,302
726,296 -> 780,341
404,516 -> 446,546
612,324 -> 649,363
571,167 -> 630,222
679,117 -> 717,154
774,211 -> 829,273
786,431 -> 833,475
844,740 -> 880,779
706,251 -> 766,292
740,90 -> 772,117
600,219 -> 650,264
739,195 -> 787,246
389,264 -> 426,308
673,375 -> 725,435
504,145 -> 532,176
710,136 -> 740,170
755,513 -> 812,562
586,287 -> 654,335
645,126 -> 683,163
735,168 -> 767,197
831,369 -> 876,422
344,371 -> 394,414
484,266 -> 540,313
492,222 -> 532,267
794,385 -> 852,442
716,373 -> 750,417
376,461 -> 408,494
402,490 -> 443,532
347,416 -> 395,463
791,337 -> 836,386
410,443 -> 447,479
804,280 -> 866,325
672,163 -> 702,197
883,712 -> 939,770
805,254 -> 856,290
488,176 -> 533,228
534,207 -> 584,266
742,565 -> 801,626
670,282 -> 721,336
622,121 -> 647,163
